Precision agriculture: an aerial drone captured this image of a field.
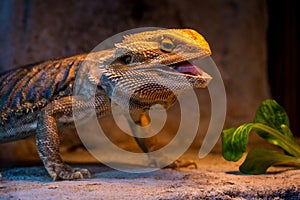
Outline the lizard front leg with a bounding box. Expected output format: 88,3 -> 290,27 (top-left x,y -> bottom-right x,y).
129,110 -> 158,153
36,112 -> 90,180
129,108 -> 197,169
36,95 -> 110,180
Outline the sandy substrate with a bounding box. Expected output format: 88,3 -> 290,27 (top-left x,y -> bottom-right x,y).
1,150 -> 300,200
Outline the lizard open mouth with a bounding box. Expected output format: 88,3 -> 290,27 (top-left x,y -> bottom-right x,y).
172,61 -> 205,77
170,61 -> 212,88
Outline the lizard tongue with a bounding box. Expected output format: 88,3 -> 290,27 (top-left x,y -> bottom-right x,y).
174,61 -> 205,77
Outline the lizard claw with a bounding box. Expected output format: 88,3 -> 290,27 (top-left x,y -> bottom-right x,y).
165,159 -> 198,169
147,157 -> 197,169
47,164 -> 91,181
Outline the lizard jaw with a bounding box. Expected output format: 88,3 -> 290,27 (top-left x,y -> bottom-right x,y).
171,61 -> 212,88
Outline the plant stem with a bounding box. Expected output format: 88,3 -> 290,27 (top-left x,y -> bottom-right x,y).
253,123 -> 300,157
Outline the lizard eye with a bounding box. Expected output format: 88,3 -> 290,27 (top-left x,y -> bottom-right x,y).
120,55 -> 133,65
160,38 -> 174,53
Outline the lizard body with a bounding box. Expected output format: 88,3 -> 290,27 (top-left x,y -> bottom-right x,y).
0,29 -> 212,180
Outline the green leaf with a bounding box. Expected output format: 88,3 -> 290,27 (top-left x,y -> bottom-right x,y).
254,99 -> 290,139
280,124 -> 294,140
222,124 -> 253,162
252,123 -> 300,157
252,99 -> 300,155
239,147 -> 300,175
221,99 -> 300,175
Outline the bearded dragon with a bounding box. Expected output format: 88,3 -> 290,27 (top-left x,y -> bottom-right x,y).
0,29 -> 212,180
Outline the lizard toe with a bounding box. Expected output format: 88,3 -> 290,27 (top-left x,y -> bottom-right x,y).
148,158 -> 198,169
47,163 -> 91,180
166,159 -> 198,169
73,168 -> 91,178
147,156 -> 172,168
57,168 -> 91,180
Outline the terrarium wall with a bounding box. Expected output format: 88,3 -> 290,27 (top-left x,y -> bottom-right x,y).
0,0 -> 281,165
267,0 -> 300,138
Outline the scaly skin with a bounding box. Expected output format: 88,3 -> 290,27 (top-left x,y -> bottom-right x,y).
0,29 -> 212,180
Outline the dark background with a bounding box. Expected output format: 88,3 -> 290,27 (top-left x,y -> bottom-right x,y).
267,0 -> 299,136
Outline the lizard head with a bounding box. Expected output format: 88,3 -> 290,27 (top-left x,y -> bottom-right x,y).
100,29 -> 213,108
115,29 -> 211,65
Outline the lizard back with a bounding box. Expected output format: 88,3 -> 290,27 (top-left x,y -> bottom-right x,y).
0,55 -> 86,117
